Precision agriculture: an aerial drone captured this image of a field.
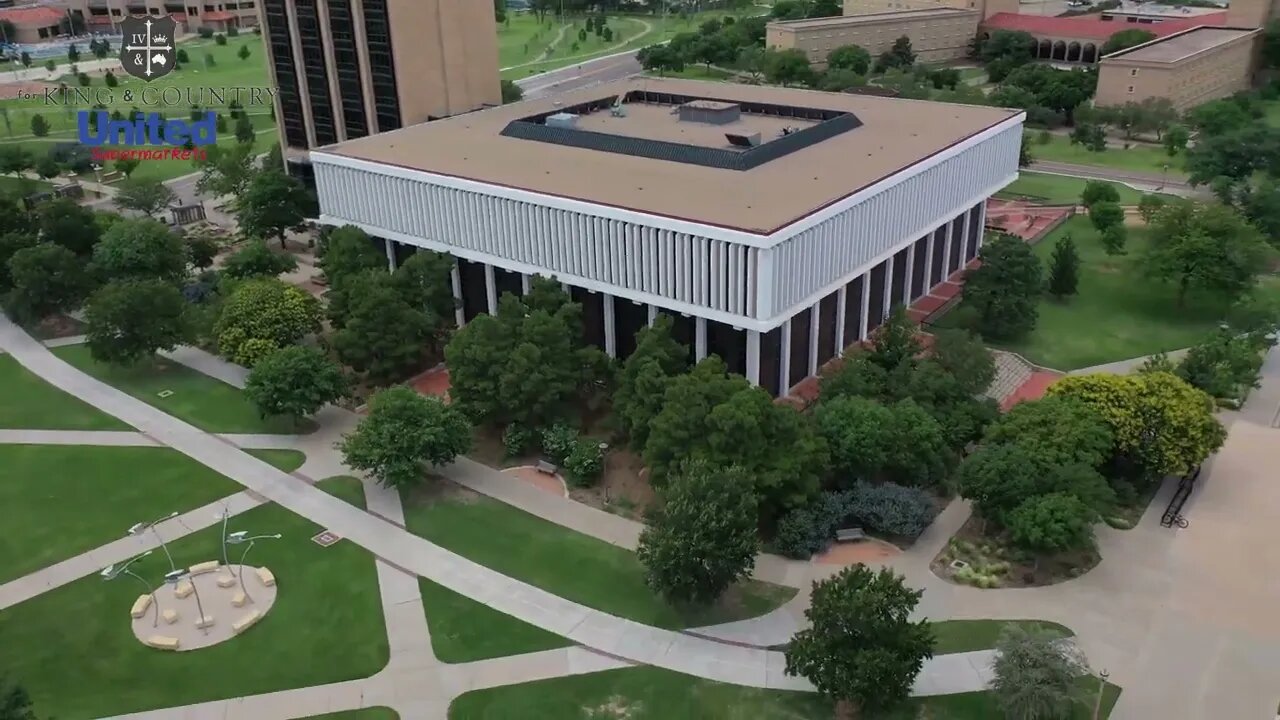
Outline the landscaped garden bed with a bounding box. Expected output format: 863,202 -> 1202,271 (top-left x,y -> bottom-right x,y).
932,516 -> 1100,588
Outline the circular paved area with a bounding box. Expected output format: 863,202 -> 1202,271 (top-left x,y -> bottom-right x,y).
813,539 -> 901,565
130,564 -> 277,651
502,465 -> 568,497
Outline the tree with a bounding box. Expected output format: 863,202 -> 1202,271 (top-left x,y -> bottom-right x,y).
1102,28 -> 1156,56
194,142 -> 255,197
637,461 -> 759,605
235,169 -> 312,248
91,218 -> 187,282
237,43 -> 251,61
960,233 -> 1043,340
33,155 -> 60,180
991,626 -> 1089,720
0,233 -> 37,292
67,44 -> 80,63
1137,193 -> 1166,224
391,249 -> 457,341
186,236 -> 218,270
762,48 -> 814,86
233,113 -> 256,145
1088,201 -> 1124,233
245,345 -> 349,422
815,396 -> 949,486
980,29 -> 1036,66
1047,233 -> 1080,299
930,328 -> 996,397
956,441 -> 1114,523
817,68 -> 866,93
84,279 -> 190,365
1080,180 -> 1119,208
1070,122 -> 1106,152
29,114 -> 49,138
113,178 -> 177,218
4,243 -> 91,323
1163,123 -> 1189,156
0,675 -> 40,720
331,280 -> 434,385
826,43 -> 871,74
1099,223 -> 1127,256
808,0 -> 841,17
615,314 -> 688,450
785,566 -> 933,716
317,224 -> 385,283
500,78 -> 523,104
1144,201 -> 1267,306
984,395 -> 1114,470
1007,492 -> 1098,553
0,145 -> 32,175
1174,326 -> 1268,400
214,278 -> 321,366
222,240 -> 298,280
876,35 -> 915,72
637,44 -> 685,76
339,387 -> 471,489
1048,372 -> 1226,483
37,198 -> 100,256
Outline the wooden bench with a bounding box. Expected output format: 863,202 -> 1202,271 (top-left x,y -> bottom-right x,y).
255,567 -> 276,587
145,635 -> 180,650
535,460 -> 558,476
835,527 -> 867,543
216,572 -> 237,589
195,615 -> 216,629
130,593 -> 153,619
188,560 -> 219,575
174,580 -> 194,599
231,591 -> 247,608
232,609 -> 262,635
162,608 -> 179,625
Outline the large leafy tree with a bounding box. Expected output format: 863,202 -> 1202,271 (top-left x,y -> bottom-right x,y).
4,243 -> 92,324
636,462 -> 759,606
762,48 -> 814,86
113,178 -> 177,218
961,232 -> 1043,340
0,675 -> 41,720
979,29 -> 1036,66
331,278 -> 434,386
785,566 -> 934,716
1174,327 -> 1268,400
1048,372 -> 1226,483
392,250 -> 456,322
235,168 -> 313,248
1101,28 -> 1156,56
84,279 -> 190,365
815,396 -> 950,487
990,625 -> 1089,720
214,278 -> 321,367
956,441 -> 1114,524
91,218 -> 188,282
36,198 -> 101,256
983,395 -> 1113,470
1047,233 -> 1080,299
615,314 -> 688,450
928,328 -> 995,397
317,225 -> 386,284
221,240 -> 298,280
339,387 -> 471,489
1143,201 -> 1267,307
245,345 -> 349,423
1007,492 -> 1098,553
826,43 -> 871,74
0,233 -> 37,292
194,142 -> 257,198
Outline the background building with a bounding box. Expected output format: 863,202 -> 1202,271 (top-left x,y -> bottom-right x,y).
0,5 -> 64,42
978,9 -> 1228,63
61,0 -> 259,34
309,78 -> 1023,396
767,7 -> 980,67
1095,25 -> 1261,110
258,0 -> 500,186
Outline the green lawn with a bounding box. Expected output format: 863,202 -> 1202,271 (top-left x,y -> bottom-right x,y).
1030,132 -> 1182,176
246,448 -> 307,472
997,172 -> 1168,206
0,176 -> 52,195
497,13 -> 571,68
0,354 -> 130,430
932,619 -> 1073,655
419,577 -> 570,663
0,477 -> 388,720
53,345 -> 314,434
400,489 -> 796,630
937,216 -> 1280,370
447,666 -> 1121,719
306,710 -> 398,720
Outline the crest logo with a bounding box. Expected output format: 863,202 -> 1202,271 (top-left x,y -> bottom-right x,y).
119,15 -> 176,82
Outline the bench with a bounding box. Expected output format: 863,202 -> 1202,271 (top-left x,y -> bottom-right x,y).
835,527 -> 867,543
195,615 -> 216,629
188,560 -> 220,575
535,460 -> 558,476
130,593 -> 153,619
216,572 -> 237,589
162,608 -> 179,625
173,580 -> 194,599
255,567 -> 276,587
231,591 -> 247,608
145,635 -> 180,650
232,609 -> 262,635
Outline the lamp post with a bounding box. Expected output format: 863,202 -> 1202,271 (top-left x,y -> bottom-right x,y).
164,568 -> 209,635
101,550 -> 159,627
226,531 -> 281,604
128,511 -> 180,574
1092,668 -> 1110,720
215,506 -> 231,568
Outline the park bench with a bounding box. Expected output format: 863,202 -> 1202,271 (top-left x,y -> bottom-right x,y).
255,567 -> 276,587
99,170 -> 124,184
130,593 -> 153,619
145,635 -> 180,650
535,460 -> 558,476
188,560 -> 219,575
233,609 -> 262,635
835,527 -> 867,543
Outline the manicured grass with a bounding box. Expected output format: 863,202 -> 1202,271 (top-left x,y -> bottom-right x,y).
418,577 -> 570,663
1029,132 -> 1181,176
0,477 -> 388,720
246,448 -> 307,473
497,13 -> 571,68
306,710 -> 398,720
931,619 -> 1073,655
0,445 -> 243,583
53,345 -> 314,434
400,489 -> 796,630
997,172 -> 1169,206
936,216 -> 1280,370
0,176 -> 52,195
0,354 -> 130,430
448,667 -> 1121,720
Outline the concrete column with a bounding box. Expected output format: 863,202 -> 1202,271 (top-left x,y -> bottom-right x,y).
859,272 -> 871,341
808,303 -> 820,376
521,273 -> 531,294
603,295 -> 617,359
835,285 -> 847,353
780,318 -> 791,394
942,219 -> 954,280
976,202 -> 987,255
746,330 -> 761,386
903,239 -> 915,304
695,317 -> 707,361
383,238 -> 397,271
484,264 -> 497,315
882,254 -> 893,321
450,260 -> 464,327
923,230 -> 935,293
647,304 -> 658,327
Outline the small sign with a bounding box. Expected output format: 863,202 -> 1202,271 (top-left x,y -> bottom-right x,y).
311,530 -> 341,547
157,390 -> 174,398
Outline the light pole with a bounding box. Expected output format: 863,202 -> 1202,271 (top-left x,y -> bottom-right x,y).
128,511 -> 180,574
216,506 -> 231,568
101,550 -> 159,627
1092,668 -> 1110,720
164,568 -> 209,635
226,531 -> 281,604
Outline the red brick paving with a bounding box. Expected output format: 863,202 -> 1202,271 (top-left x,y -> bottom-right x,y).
407,366 -> 451,402
1000,371 -> 1061,411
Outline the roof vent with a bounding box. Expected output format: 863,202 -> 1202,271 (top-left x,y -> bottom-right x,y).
679,100 -> 740,125
725,132 -> 761,148
546,112 -> 578,130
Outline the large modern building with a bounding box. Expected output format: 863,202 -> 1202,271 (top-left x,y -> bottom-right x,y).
0,5 -> 65,42
57,0 -> 259,35
767,7 -> 981,67
310,78 -> 1023,396
978,9 -> 1229,64
1095,25 -> 1261,110
258,0 -> 500,185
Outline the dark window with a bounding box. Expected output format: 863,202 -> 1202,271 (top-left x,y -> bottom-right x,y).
816,292 -> 838,369
788,309 -> 812,390
890,247 -> 909,310
911,235 -> 928,301
362,0 -> 400,131
966,204 -> 982,261
843,276 -> 863,346
760,326 -> 782,397
458,259 -> 487,322
657,311 -> 696,367
327,0 -> 367,139
262,0 -> 307,148
867,260 -> 887,335
948,216 -> 965,277
707,320 -> 746,377
571,287 -> 606,352
614,299 -> 648,360
929,226 -> 947,287
293,0 -> 336,146
494,267 -> 522,302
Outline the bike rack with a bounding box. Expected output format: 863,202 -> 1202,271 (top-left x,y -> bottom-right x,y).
1160,465 -> 1202,529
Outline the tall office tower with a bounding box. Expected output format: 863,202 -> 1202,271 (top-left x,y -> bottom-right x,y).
259,0 -> 501,185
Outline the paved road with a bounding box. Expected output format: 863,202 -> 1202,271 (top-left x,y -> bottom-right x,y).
515,51 -> 642,99
1030,159 -> 1203,198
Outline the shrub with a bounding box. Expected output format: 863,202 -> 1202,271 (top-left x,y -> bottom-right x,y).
564,440 -> 604,487
774,507 -> 823,559
502,424 -> 535,458
214,33 -> 228,45
197,26 -> 214,38
227,25 -> 239,36
539,423 -> 578,464
845,481 -> 937,539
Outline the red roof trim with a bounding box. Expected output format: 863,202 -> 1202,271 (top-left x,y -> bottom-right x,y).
201,10 -> 235,20
981,10 -> 1227,41
0,6 -> 67,26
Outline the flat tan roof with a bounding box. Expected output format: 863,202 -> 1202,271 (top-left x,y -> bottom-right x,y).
572,102 -> 817,150
771,7 -> 975,30
318,77 -> 1018,234
1104,26 -> 1256,64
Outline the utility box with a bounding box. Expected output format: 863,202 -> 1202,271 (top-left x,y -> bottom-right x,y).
678,100 -> 740,125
